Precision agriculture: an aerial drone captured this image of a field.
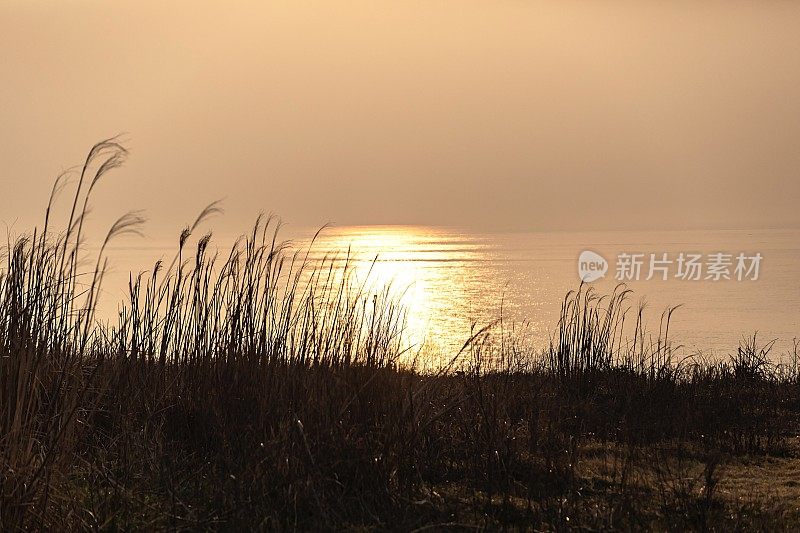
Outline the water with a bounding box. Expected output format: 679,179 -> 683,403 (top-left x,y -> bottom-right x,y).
102,227 -> 800,360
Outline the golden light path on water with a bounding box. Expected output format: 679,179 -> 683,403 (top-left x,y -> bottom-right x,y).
299,226 -> 494,359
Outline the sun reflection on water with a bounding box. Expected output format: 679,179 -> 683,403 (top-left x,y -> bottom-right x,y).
304,226 -> 487,358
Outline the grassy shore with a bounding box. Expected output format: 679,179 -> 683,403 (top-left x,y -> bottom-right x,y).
2,141 -> 799,530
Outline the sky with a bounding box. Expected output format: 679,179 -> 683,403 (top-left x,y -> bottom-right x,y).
2,0 -> 800,238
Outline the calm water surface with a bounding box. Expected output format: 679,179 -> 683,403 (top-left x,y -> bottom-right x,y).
104,227 -> 800,360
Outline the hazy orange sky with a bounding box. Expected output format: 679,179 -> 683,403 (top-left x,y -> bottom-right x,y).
2,1 -> 799,236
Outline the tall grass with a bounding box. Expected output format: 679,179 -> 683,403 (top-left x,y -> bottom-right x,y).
1,141 -> 798,530
1,139 -> 411,526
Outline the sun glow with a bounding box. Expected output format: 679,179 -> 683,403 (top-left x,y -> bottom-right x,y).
305,226 -> 468,358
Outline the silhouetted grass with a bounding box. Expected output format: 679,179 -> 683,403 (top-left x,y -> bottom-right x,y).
1,141 -> 799,530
